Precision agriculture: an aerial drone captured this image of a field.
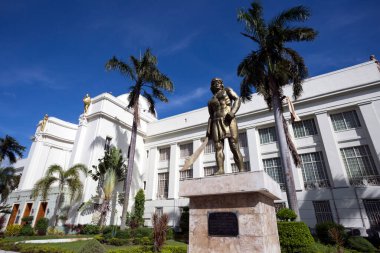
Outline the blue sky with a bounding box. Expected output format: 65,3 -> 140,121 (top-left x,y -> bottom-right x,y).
1,0 -> 379,156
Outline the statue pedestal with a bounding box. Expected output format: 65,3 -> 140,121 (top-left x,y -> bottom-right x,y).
179,171 -> 282,253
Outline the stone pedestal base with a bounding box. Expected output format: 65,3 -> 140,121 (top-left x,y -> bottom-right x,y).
179,171 -> 282,253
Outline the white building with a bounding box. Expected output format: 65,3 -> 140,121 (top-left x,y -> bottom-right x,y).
5,59 -> 380,235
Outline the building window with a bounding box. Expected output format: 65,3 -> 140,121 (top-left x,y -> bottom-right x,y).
157,172 -> 169,199
300,152 -> 330,189
292,119 -> 318,138
313,201 -> 334,224
180,143 -> 193,159
231,161 -> 250,173
363,199 -> 380,229
159,147 -> 170,162
205,141 -> 215,154
274,202 -> 286,213
104,136 -> 112,152
263,158 -> 285,191
204,166 -> 217,177
330,110 -> 361,131
340,145 -> 380,186
155,207 -> 163,217
238,132 -> 248,148
259,127 -> 277,144
180,167 -> 193,180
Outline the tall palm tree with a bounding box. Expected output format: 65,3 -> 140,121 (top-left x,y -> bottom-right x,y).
0,135 -> 25,164
32,163 -> 88,227
105,49 -> 173,230
237,2 -> 317,217
0,167 -> 20,202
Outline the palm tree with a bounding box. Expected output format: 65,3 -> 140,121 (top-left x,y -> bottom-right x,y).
0,135 -> 25,164
83,147 -> 126,226
32,163 -> 88,227
105,48 -> 173,230
0,167 -> 20,202
237,2 -> 317,217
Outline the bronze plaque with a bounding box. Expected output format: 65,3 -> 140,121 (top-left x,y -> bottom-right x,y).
208,212 -> 239,237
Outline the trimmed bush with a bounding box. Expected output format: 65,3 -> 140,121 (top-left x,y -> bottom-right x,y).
34,218 -> 49,236
166,228 -> 174,240
108,238 -> 129,246
18,244 -> 73,253
276,208 -> 297,221
78,239 -> 106,253
82,224 -> 101,234
131,227 -> 153,238
115,229 -> 131,239
102,225 -> 119,235
5,224 -> 22,237
277,221 -> 314,252
20,224 -> 34,236
347,236 -> 377,253
21,216 -> 34,225
315,221 -> 346,245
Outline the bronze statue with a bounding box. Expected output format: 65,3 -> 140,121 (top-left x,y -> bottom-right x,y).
83,94 -> 91,114
40,114 -> 48,132
207,78 -> 244,174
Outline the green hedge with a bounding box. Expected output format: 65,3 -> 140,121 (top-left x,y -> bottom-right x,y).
347,236 -> 377,253
107,245 -> 187,253
277,221 -> 314,252
78,239 -> 106,253
82,224 -> 101,235
35,218 -> 49,236
20,225 -> 35,236
315,221 -> 346,245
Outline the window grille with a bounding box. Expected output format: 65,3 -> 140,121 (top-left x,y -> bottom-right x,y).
104,137 -> 112,152
238,132 -> 248,148
155,207 -> 163,217
313,201 -> 334,224
340,145 -> 380,186
274,202 -> 286,213
263,158 -> 285,191
180,167 -> 193,180
204,166 -> 218,177
205,141 -> 215,154
300,152 -> 330,189
180,143 -> 193,159
159,147 -> 170,161
330,110 -> 361,131
259,127 -> 277,144
363,199 -> 380,229
231,161 -> 250,173
292,119 -> 318,138
157,172 -> 169,199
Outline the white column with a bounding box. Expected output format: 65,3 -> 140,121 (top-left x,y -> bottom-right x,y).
193,139 -> 203,178
358,101 -> 380,166
315,111 -> 349,187
224,139 -> 232,173
146,147 -> 158,200
246,127 -> 261,171
168,144 -> 179,199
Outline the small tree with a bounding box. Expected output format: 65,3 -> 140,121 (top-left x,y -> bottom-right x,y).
131,189 -> 145,227
152,213 -> 169,252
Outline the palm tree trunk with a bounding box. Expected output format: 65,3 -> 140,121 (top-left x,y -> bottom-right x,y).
52,186 -> 64,227
120,119 -> 138,230
272,88 -> 300,219
98,200 -> 109,226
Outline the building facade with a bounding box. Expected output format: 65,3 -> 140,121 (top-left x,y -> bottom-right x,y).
5,60 -> 380,234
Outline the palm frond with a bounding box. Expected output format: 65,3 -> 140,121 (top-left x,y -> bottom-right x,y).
0,135 -> 25,164
237,2 -> 266,43
282,27 -> 318,42
143,91 -> 156,115
32,176 -> 57,200
105,57 -> 135,81
271,6 -> 311,27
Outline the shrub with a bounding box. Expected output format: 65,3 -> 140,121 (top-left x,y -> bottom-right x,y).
82,224 -> 101,234
179,206 -> 189,234
315,221 -> 346,245
21,216 -> 34,225
276,208 -> 297,221
102,225 -> 119,235
132,189 -> 145,227
20,224 -> 34,236
18,244 -> 73,253
166,228 -> 174,240
108,238 -> 129,246
115,229 -> 131,239
161,245 -> 187,253
131,227 -> 152,238
108,248 -> 147,253
47,227 -> 64,236
277,221 -> 314,252
34,218 -> 49,236
5,224 -> 22,237
347,236 -> 377,253
78,239 -> 106,253
152,213 -> 169,252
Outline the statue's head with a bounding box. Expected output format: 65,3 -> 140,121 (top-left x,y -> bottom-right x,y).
210,78 -> 224,94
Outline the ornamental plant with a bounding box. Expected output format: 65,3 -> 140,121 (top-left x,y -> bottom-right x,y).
34,217 -> 49,235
